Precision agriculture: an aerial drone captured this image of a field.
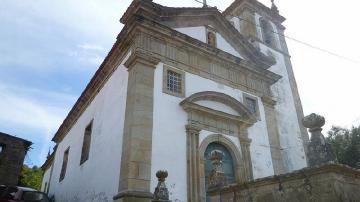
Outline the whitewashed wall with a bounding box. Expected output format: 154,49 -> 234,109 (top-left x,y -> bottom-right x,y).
41,166 -> 51,192
47,52 -> 130,202
258,42 -> 307,171
150,63 -> 274,202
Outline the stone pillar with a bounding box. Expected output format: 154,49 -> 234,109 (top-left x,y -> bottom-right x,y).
262,96 -> 286,175
239,129 -> 253,181
114,51 -> 160,202
302,113 -> 336,167
185,125 -> 201,202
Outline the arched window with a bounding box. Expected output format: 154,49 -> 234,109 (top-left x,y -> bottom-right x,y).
204,142 -> 235,201
260,18 -> 277,48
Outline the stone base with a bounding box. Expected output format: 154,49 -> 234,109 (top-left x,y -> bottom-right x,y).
113,190 -> 153,202
208,163 -> 360,202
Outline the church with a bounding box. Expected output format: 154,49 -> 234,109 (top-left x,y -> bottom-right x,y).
41,0 -> 310,201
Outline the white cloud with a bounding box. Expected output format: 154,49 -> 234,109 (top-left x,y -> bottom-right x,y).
0,83 -> 75,139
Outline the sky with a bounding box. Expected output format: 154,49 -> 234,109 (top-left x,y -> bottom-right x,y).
0,0 -> 359,166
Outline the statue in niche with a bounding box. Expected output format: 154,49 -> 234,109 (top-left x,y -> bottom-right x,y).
207,31 -> 216,47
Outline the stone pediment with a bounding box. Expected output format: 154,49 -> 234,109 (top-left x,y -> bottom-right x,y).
121,0 -> 276,69
180,91 -> 257,126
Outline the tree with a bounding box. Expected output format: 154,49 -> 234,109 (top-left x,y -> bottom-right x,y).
18,165 -> 43,190
326,125 -> 360,169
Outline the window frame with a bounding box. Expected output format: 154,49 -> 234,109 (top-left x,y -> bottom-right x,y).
59,147 -> 70,182
243,93 -> 261,120
163,65 -> 185,98
80,120 -> 93,165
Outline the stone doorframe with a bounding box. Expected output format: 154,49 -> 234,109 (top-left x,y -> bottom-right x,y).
180,91 -> 257,202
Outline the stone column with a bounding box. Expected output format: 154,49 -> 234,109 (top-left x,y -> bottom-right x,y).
261,96 -> 286,175
185,125 -> 201,202
114,51 -> 160,202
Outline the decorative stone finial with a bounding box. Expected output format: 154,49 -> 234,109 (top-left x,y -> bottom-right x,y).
302,113 -> 325,133
270,0 -> 279,14
207,150 -> 227,189
302,113 -> 336,167
153,170 -> 171,202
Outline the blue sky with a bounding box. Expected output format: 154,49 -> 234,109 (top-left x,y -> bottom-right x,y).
1,0 -> 359,166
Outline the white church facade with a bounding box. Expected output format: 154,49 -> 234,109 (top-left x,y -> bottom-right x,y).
41,0 -> 309,201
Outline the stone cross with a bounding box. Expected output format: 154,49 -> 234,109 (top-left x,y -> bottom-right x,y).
203,0 -> 207,7
153,170 -> 171,202
207,150 -> 227,190
302,113 -> 336,167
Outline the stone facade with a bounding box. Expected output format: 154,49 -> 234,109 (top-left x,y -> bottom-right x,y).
208,164 -> 360,202
41,0 -> 310,201
0,132 -> 31,186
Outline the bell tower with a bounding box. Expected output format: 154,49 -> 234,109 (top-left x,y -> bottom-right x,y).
225,0 -> 310,173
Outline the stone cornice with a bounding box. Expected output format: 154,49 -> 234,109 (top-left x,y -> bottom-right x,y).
124,50 -> 160,69
224,0 -> 286,28
125,15 -> 281,86
121,0 -> 277,69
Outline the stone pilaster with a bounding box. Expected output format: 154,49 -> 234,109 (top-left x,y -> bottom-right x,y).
185,125 -> 201,202
239,128 -> 253,181
261,96 -> 286,175
114,51 -> 160,202
277,28 -> 310,161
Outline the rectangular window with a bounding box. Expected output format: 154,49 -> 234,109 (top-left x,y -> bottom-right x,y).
44,182 -> 47,193
163,65 -> 185,97
59,147 -> 69,182
80,121 -> 93,165
246,97 -> 257,115
243,93 -> 260,120
167,70 -> 182,94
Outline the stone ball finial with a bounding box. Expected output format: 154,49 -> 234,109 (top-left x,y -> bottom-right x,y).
302,113 -> 325,132
156,170 -> 168,182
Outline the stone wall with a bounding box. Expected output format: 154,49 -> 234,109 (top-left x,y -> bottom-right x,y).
0,132 -> 31,186
208,164 -> 360,202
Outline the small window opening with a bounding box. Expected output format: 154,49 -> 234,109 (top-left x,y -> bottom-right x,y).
167,70 -> 182,94
246,97 -> 257,115
80,121 -> 93,165
59,147 -> 69,182
260,18 -> 276,48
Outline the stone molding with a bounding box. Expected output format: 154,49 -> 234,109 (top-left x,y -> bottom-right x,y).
51,7 -> 282,143
113,190 -> 153,200
208,163 -> 360,197
162,65 -> 185,98
121,0 -> 277,69
181,92 -> 255,201
224,0 -> 286,29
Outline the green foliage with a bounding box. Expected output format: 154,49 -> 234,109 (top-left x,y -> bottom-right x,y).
18,165 -> 43,190
326,125 -> 360,168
